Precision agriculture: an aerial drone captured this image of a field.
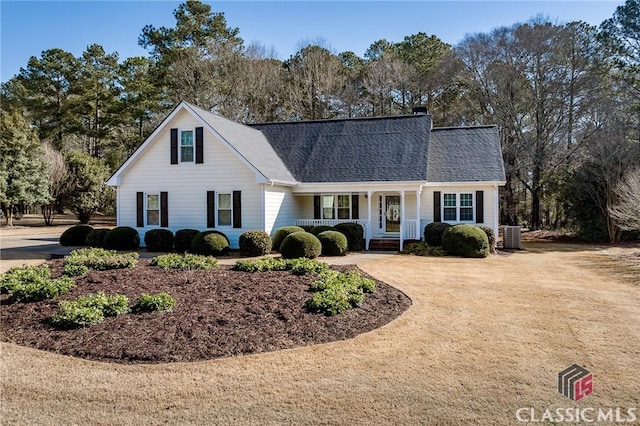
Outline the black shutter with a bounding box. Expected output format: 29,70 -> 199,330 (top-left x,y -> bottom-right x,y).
160,192 -> 168,227
433,191 -> 441,223
351,194 -> 359,219
233,191 -> 241,228
314,195 -> 321,219
170,128 -> 178,164
476,190 -> 484,223
195,127 -> 203,164
136,192 -> 144,227
207,191 -> 215,228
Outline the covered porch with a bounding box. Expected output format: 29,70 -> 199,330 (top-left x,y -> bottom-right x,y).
293,186 -> 423,250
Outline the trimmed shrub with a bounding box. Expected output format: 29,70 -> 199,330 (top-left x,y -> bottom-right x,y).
144,229 -> 174,252
10,275 -> 75,302
300,225 -> 314,232
333,223 -> 364,251
132,292 -> 176,313
151,253 -> 218,270
306,270 -> 376,316
60,225 -> 94,246
103,226 -> 140,251
1,264 -> 75,302
63,248 -> 139,270
272,226 -> 305,252
63,263 -> 89,277
310,225 -> 335,236
239,230 -> 272,257
477,225 -> 496,253
234,258 -> 327,275
317,230 -> 348,256
442,224 -> 490,258
85,228 -> 110,248
280,232 -> 322,259
174,229 -> 200,253
51,291 -> 129,328
1,265 -> 51,294
190,231 -> 230,256
399,242 -> 445,257
424,222 -> 452,246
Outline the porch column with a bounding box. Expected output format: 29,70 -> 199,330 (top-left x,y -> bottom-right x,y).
366,190 -> 372,250
416,187 -> 422,241
493,184 -> 499,243
400,190 -> 405,250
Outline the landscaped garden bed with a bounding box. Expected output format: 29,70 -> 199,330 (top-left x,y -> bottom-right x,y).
0,255 -> 410,364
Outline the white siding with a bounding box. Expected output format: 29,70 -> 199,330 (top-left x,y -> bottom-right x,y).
118,109 -> 263,248
420,185 -> 498,236
264,186 -> 300,236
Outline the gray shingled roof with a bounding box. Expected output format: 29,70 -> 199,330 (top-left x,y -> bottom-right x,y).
427,126 -> 505,182
185,103 -> 296,183
251,115 -> 433,182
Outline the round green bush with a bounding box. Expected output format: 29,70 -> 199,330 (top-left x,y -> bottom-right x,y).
60,225 -> 94,246
190,230 -> 230,256
85,228 -> 110,248
442,224 -> 490,258
103,226 -> 140,251
310,225 -> 335,236
174,229 -> 199,253
280,232 -> 322,259
144,229 -> 174,252
272,226 -> 305,252
239,230 -> 272,257
424,222 -> 452,246
477,225 -> 496,253
333,223 -> 364,251
317,230 -> 348,256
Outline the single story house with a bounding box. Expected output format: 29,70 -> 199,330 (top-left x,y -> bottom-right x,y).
106,101 -> 506,250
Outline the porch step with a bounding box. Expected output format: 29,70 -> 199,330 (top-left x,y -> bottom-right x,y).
368,239 -> 400,251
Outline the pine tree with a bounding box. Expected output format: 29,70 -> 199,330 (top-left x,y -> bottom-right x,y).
0,110 -> 50,226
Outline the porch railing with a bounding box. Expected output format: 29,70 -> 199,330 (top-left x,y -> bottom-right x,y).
403,220 -> 419,240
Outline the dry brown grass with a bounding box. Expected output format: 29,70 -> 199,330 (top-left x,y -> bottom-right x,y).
1,242 -> 639,425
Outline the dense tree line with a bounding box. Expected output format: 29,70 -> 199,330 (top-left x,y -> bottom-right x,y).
1,0 -> 638,241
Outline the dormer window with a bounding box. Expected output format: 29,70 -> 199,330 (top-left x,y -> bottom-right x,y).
180,130 -> 194,162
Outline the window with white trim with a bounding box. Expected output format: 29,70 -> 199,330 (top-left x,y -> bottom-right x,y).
146,193 -> 160,226
337,194 -> 350,219
321,194 -> 352,220
218,193 -> 232,226
443,193 -> 474,222
180,130 -> 194,162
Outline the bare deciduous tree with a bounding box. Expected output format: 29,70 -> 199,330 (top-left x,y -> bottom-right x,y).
41,141 -> 70,225
610,169 -> 640,231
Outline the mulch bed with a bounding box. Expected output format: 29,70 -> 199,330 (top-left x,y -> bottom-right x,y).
0,260 -> 411,364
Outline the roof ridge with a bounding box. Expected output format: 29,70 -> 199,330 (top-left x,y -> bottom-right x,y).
249,114 -> 430,126
432,125 -> 498,131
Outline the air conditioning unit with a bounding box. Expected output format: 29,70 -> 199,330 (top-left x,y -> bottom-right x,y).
503,226 -> 522,249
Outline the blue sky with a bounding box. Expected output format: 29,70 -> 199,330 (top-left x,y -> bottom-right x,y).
0,1 -> 624,82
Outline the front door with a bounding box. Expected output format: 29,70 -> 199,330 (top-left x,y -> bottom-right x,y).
379,195 -> 400,233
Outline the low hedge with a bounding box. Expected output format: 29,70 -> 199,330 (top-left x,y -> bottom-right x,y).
151,253 -> 218,270
85,228 -> 110,248
190,230 -> 230,256
333,223 -> 364,251
272,226 -> 305,252
144,229 -> 174,252
424,222 -> 452,246
317,230 -> 348,256
310,225 -> 335,236
60,225 -> 94,246
442,224 -> 490,258
239,230 -> 272,257
132,292 -> 176,313
174,229 -> 200,253
477,226 -> 496,253
279,232 -> 322,259
103,226 -> 140,251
